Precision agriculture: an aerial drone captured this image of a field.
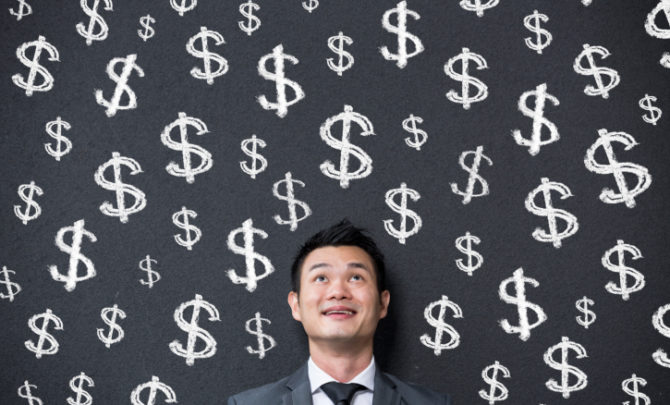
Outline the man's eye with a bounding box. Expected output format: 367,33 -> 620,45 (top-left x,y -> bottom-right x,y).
351,274 -> 363,281
315,275 -> 327,282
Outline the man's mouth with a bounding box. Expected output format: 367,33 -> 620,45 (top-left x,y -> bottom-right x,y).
323,306 -> 357,317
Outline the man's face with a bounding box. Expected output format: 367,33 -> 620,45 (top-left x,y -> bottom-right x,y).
288,245 -> 390,347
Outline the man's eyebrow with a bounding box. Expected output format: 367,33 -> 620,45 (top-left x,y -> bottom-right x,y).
308,262 -> 372,272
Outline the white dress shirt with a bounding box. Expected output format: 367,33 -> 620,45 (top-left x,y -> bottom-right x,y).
307,356 -> 375,405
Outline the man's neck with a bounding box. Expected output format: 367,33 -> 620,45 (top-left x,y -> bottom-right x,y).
308,340 -> 374,383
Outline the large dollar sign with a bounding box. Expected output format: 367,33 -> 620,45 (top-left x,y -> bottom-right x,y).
499,267 -> 547,341
380,1 -> 424,69
257,44 -> 305,118
512,83 -> 560,156
584,129 -> 652,208
543,336 -> 588,398
48,219 -> 97,292
327,31 -> 354,76
383,182 -> 422,244
459,0 -> 499,17
14,180 -> 43,225
161,112 -> 212,183
226,219 -> 274,292
450,145 -> 492,204
169,294 -> 220,366
170,0 -> 196,16
12,35 -> 60,96
645,1 -> 670,39
245,312 -> 277,359
302,0 -> 318,13
652,304 -> 670,368
130,376 -> 178,405
444,47 -> 489,109
67,372 -> 94,405
18,381 -> 43,405
239,0 -> 261,36
573,43 -> 620,99
138,14 -> 155,42
524,10 -> 552,54
525,177 -> 579,248
621,373 -> 651,405
320,104 -> 375,189
638,94 -> 662,126
9,0 -> 32,21
455,231 -> 483,276
172,206 -> 202,251
97,304 -> 126,348
186,26 -> 229,85
240,134 -> 267,179
0,266 -> 22,302
94,151 -> 146,223
95,54 -> 144,117
402,114 -> 427,150
273,172 -> 312,232
575,296 -> 596,329
601,240 -> 645,301
420,295 -> 462,356
25,308 -> 63,358
139,255 -> 160,288
45,116 -> 72,161
478,361 -> 510,404
76,0 -> 113,46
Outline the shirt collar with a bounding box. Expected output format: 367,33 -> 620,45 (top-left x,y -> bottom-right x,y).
307,355 -> 376,394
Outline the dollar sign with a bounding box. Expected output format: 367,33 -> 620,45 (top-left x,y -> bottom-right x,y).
12,35 -> 60,96
460,0 -> 499,17
9,0 -> 32,21
0,266 -> 22,302
302,0 -> 318,13
226,219 -> 274,292
450,145 -> 492,204
239,0 -> 261,36
601,240 -> 645,301
575,296 -> 596,329
44,116 -> 72,161
661,52 -> 670,68
170,0 -> 196,16
525,177 -> 579,248
186,26 -> 229,85
18,381 -> 43,405
652,304 -> 670,368
383,182 -> 422,244
130,376 -> 178,405
95,54 -> 145,117
76,0 -> 113,46
94,151 -> 146,223
478,361 -> 510,404
420,295 -> 462,356
638,94 -> 662,126
138,14 -> 155,42
48,219 -> 97,292
573,43 -> 620,99
257,44 -> 305,118
645,0 -> 670,38
67,372 -> 94,405
380,1 -> 424,69
97,304 -> 126,348
240,135 -> 268,179
24,308 -> 63,358
543,336 -> 589,398
621,373 -> 651,405
455,232 -> 483,276
327,31 -> 354,76
320,104 -> 375,189
523,10 -> 552,54
402,114 -> 427,150
161,112 -> 212,183
582,0 -> 593,5
273,172 -> 312,232
512,83 -> 560,155
14,180 -> 43,225
584,129 -> 652,208
172,206 -> 202,251
169,294 -> 220,366
444,47 -> 489,109
139,255 -> 160,288
499,268 -> 547,341
245,312 -> 277,359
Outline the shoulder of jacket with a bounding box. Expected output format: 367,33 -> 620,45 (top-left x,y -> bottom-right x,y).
227,374 -> 292,403
383,372 -> 451,404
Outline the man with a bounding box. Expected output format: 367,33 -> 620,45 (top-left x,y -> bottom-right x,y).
227,219 -> 451,404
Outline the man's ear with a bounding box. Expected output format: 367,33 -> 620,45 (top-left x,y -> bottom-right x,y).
288,291 -> 302,322
379,290 -> 390,319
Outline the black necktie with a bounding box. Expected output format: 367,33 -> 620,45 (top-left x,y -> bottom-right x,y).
320,382 -> 366,405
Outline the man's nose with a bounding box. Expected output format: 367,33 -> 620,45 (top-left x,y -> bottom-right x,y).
327,276 -> 351,299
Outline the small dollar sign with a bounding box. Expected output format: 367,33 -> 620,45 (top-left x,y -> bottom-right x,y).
139,255 -> 160,288
44,116 -> 72,161
420,295 -> 462,356
94,151 -> 146,223
12,35 -> 60,96
161,112 -> 212,183
320,104 -> 375,188
582,0 -> 593,5
302,0 -> 318,13
226,219 -> 275,292
95,54 -> 145,117
459,0 -> 499,17
450,145 -> 492,204
14,180 -> 43,225
638,94 -> 662,125
186,26 -> 229,85
18,381 -> 43,405
130,376 -> 178,405
498,267 -> 547,341
25,308 -> 63,358
169,294 -> 220,366
327,31 -> 354,76
138,14 -> 155,42
584,129 -> 652,208
601,240 -> 645,301
170,0 -> 196,16
9,0 -> 32,21
645,1 -> 670,39
380,1 -> 424,69
172,206 -> 202,251
273,172 -> 312,232
239,0 -> 261,36
76,0 -> 113,46
478,361 -> 510,404
512,83 -> 560,155
383,182 -> 422,245
97,304 -> 126,348
455,232 -> 483,276
444,47 -> 489,109
573,43 -> 620,99
622,373 -> 651,405
525,177 -> 579,248
257,44 -> 305,118
67,372 -> 94,405
543,336 -> 589,398
524,10 -> 552,54
575,296 -> 596,329
402,114 -> 427,150
0,266 -> 22,302
245,312 -> 277,359
652,304 -> 670,368
48,219 -> 97,292
240,135 -> 268,179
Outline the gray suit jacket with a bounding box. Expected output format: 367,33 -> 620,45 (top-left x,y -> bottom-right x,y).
227,363 -> 451,405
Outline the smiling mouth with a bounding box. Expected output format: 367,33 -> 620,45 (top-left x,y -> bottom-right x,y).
324,310 -> 356,316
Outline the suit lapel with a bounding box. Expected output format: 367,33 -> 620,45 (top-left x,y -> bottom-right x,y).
282,363 -> 313,405
373,369 -> 401,405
